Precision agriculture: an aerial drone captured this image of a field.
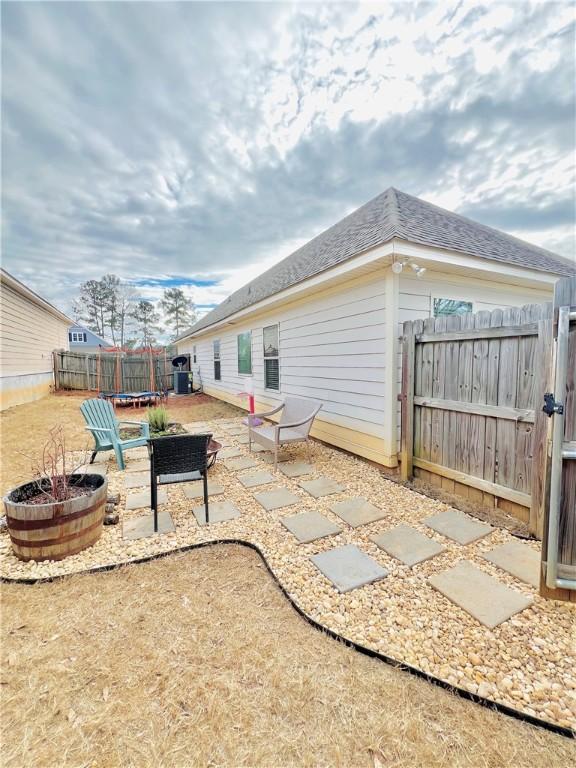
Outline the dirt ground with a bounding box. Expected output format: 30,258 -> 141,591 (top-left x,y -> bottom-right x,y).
2,545 -> 574,768
0,391 -> 242,496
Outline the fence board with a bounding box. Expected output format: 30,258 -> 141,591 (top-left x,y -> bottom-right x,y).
495,307 -> 521,488
401,301 -> 550,527
530,307 -> 554,536
430,316 -> 447,467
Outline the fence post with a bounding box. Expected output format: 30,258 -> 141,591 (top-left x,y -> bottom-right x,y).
52,350 -> 59,391
84,355 -> 91,391
530,305 -> 553,537
539,276 -> 576,602
400,321 -> 415,481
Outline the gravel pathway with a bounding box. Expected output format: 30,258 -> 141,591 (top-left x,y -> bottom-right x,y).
1,418 -> 574,731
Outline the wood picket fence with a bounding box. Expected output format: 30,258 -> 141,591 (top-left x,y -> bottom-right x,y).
53,351 -> 174,393
400,276 -> 576,601
400,302 -> 552,529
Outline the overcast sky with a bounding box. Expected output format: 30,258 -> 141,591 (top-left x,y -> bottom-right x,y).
2,1 -> 575,320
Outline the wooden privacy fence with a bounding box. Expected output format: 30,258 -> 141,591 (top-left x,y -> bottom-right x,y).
53,351 -> 174,393
400,301 -> 553,534
539,277 -> 575,602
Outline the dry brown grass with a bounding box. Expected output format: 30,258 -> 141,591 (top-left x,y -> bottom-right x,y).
0,391 -> 241,495
1,545 -> 574,768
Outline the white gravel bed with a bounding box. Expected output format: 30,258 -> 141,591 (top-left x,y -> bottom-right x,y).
1,418 -> 574,731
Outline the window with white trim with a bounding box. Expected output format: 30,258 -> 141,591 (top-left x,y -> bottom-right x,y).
213,339 -> 221,380
237,331 -> 252,375
69,331 -> 87,343
433,298 -> 472,317
263,324 -> 279,390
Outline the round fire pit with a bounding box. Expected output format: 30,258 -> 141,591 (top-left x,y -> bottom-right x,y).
207,439 -> 221,468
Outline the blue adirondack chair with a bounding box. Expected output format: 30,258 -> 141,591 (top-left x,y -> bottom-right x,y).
80,398 -> 150,470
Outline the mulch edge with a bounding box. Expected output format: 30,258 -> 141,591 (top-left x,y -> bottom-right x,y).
1,538 -> 573,740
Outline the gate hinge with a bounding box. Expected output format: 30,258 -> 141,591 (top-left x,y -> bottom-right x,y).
543,392 -> 564,417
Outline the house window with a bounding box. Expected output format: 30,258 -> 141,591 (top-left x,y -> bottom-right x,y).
433,299 -> 472,317
193,345 -> 197,364
237,332 -> 252,375
263,324 -> 279,390
69,331 -> 87,343
213,340 -> 221,381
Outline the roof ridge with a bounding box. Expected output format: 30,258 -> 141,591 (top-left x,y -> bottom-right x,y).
386,187 -> 402,238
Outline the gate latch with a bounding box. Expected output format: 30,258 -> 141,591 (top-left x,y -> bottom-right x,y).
543,392 -> 564,417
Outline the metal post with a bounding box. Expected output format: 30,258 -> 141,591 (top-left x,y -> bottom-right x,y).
546,306 -> 569,589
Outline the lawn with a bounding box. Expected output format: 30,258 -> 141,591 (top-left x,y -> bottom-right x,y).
2,545 -> 574,768
1,393 -> 574,766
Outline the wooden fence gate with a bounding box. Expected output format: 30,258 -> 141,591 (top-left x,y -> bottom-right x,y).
400,276 -> 575,601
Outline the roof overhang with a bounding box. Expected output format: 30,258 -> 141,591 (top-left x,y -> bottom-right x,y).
176,238 -> 560,343
0,268 -> 73,325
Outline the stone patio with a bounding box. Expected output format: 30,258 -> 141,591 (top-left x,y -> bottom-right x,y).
330,497 -> 386,528
279,462 -> 314,478
482,540 -> 540,588
124,472 -> 150,489
299,476 -> 345,498
183,480 -> 225,499
281,511 -> 341,544
238,471 -> 275,488
372,524 -> 445,566
253,487 -> 301,511
224,456 -> 258,471
181,422 -> 210,433
429,561 -> 533,629
220,447 -> 242,459
311,544 -> 388,593
192,500 -> 240,526
125,488 -> 167,510
123,511 -> 175,540
424,510 -> 493,545
125,459 -> 150,473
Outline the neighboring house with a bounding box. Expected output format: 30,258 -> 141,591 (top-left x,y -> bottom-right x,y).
68,324 -> 111,353
176,188 -> 575,468
0,268 -> 72,410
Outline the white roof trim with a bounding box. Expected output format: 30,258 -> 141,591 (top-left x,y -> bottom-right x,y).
177,238 -> 558,343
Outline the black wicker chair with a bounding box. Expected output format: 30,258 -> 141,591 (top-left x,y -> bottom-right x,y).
148,433 -> 213,531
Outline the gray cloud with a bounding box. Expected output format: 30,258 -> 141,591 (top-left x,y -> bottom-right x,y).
2,1 -> 574,313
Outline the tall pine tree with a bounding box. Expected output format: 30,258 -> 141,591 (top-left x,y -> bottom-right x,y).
160,287 -> 197,340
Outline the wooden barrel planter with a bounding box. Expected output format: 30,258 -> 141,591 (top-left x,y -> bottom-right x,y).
3,474 -> 108,562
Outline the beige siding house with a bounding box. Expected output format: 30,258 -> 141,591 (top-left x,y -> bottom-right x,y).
0,269 -> 71,410
176,188 -> 574,468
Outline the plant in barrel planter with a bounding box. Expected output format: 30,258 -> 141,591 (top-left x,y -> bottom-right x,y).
3,427 -> 108,562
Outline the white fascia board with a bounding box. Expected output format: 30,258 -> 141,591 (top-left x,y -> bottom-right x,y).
392,240 -> 561,288
177,242 -> 396,342
178,237 -> 561,343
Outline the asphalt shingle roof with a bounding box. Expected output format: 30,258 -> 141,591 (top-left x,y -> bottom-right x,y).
181,188 -> 574,338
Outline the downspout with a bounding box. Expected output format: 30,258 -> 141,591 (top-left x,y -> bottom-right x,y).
383,254 -> 400,468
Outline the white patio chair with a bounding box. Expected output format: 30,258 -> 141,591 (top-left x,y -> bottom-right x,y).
248,396 -> 323,469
